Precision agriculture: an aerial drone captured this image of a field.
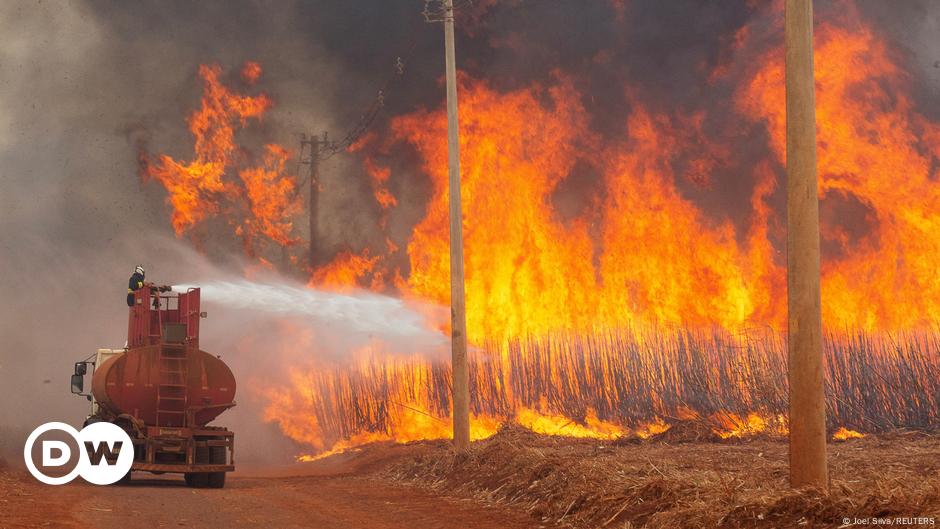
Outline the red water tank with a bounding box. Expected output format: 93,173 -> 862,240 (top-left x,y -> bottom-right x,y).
91,345 -> 236,427
91,286 -> 236,427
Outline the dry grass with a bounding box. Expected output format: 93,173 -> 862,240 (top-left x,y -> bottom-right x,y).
384,425 -> 940,528
291,329 -> 939,448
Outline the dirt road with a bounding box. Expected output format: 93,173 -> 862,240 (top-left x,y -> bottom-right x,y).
78,474 -> 535,529
5,473 -> 537,529
6,430 -> 940,529
3,444 -> 539,529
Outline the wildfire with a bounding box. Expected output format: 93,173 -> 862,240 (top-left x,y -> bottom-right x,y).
143,4 -> 940,458
241,61 -> 262,85
310,249 -> 383,292
832,427 -> 865,441
713,412 -> 788,440
341,5 -> 940,342
514,407 -> 625,440
259,329 -> 938,457
142,62 -> 299,256
238,144 -> 302,251
736,11 -> 940,330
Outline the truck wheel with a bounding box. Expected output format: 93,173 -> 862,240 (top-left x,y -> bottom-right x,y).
207,471 -> 225,488
184,472 -> 208,488
207,446 -> 226,488
185,445 -> 211,488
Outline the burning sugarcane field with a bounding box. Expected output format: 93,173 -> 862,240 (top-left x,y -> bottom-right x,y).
1,1 -> 938,528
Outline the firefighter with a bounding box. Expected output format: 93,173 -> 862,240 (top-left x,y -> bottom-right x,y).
127,265 -> 145,307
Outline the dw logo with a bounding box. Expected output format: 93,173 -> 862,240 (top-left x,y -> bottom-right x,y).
23,422 -> 134,485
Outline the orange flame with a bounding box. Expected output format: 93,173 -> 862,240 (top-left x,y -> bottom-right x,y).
832,427 -> 864,441
364,157 -> 398,210
147,4 -> 939,458
380,75 -> 778,342
237,144 -> 301,251
143,63 -> 299,257
344,5 -> 940,340
241,61 -> 262,85
310,249 -> 383,292
268,6 -> 939,454
737,14 -> 940,329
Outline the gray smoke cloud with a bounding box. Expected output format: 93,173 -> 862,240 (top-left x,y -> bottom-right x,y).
0,0 -> 389,463
2,0 -> 938,463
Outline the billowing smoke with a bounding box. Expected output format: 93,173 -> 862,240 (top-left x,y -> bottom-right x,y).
2,0 -> 939,461
0,0 -> 389,462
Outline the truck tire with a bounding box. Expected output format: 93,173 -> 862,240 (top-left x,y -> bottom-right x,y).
207,445 -> 226,489
184,472 -> 208,488
185,446 -> 211,488
206,471 -> 225,488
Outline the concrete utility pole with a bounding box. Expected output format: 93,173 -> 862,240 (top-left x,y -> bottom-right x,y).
785,0 -> 828,489
443,0 -> 471,452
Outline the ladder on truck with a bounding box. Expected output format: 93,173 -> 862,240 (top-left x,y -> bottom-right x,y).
156,344 -> 188,427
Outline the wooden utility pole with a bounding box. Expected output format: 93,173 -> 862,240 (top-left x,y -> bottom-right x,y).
443,0 -> 470,452
301,133 -> 323,270
785,0 -> 828,489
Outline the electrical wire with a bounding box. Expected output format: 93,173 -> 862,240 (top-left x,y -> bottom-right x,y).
314,5 -> 433,161
314,0 -> 480,161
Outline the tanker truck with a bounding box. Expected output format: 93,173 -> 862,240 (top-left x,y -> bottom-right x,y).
69,285 -> 236,488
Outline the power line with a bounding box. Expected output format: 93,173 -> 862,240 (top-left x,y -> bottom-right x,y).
314,9 -> 429,161
422,0 -> 474,23
294,6 -> 430,271
310,1 -> 479,161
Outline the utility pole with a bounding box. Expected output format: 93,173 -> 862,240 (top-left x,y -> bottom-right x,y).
281,244 -> 291,274
300,133 -> 326,271
442,0 -> 470,452
785,0 -> 828,489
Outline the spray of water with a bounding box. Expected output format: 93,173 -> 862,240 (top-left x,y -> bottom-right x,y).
172,280 -> 448,354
